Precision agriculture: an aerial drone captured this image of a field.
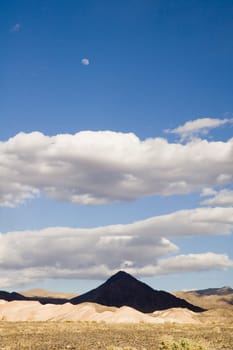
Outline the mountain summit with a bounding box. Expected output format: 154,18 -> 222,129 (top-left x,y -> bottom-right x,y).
71,270 -> 204,313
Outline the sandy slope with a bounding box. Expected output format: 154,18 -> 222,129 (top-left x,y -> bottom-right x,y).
153,308 -> 200,324
0,300 -> 200,323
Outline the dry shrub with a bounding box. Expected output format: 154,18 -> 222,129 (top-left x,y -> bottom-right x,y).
159,338 -> 208,350
106,347 -> 138,350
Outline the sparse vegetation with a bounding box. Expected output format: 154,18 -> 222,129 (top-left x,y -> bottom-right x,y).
158,338 -> 207,350
0,321 -> 232,350
106,347 -> 138,350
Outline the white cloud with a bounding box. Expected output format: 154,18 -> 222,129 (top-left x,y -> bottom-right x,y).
200,187 -> 217,197
120,207 -> 233,238
11,24 -> 21,32
142,253 -> 233,275
201,189 -> 233,207
165,117 -> 232,141
0,206 -> 232,287
1,251 -> 232,288
0,131 -> 233,207
81,58 -> 90,65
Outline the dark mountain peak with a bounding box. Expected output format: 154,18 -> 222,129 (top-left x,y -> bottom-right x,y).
107,270 -> 137,283
71,271 -> 204,313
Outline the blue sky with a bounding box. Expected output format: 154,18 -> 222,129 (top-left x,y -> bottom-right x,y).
0,0 -> 233,293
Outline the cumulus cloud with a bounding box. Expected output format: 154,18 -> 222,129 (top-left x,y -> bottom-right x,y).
143,253 -> 233,275
165,117 -> 232,141
11,23 -> 21,32
1,251 -> 233,288
201,189 -> 233,207
81,58 -> 90,65
0,206 -> 232,287
0,131 -> 233,207
120,207 -> 233,238
0,227 -> 177,271
200,187 -> 217,197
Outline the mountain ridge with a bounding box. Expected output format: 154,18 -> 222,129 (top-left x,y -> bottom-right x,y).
70,270 -> 204,313
191,286 -> 233,296
1,271 -> 232,312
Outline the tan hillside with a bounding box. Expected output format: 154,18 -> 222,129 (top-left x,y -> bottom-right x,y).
0,300 -> 200,323
20,288 -> 77,299
175,287 -> 233,310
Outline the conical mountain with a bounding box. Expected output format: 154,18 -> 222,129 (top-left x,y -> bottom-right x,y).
71,271 -> 204,313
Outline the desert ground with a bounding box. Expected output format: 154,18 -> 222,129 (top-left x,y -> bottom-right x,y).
0,318 -> 233,350
0,285 -> 233,349
0,291 -> 233,350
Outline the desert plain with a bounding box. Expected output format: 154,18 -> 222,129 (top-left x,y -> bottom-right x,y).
0,286 -> 232,350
